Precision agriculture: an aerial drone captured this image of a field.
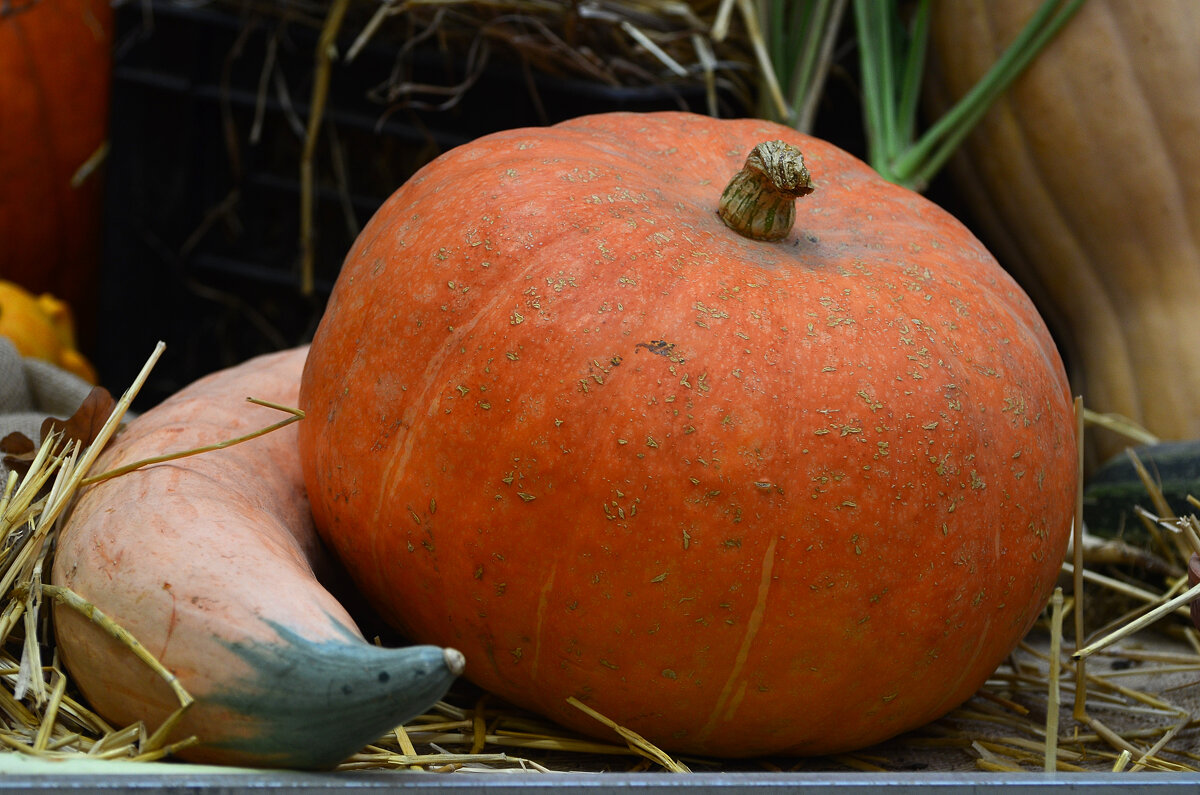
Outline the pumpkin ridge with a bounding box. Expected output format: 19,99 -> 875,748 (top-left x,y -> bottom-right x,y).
528,559 -> 558,684
696,533 -> 778,743
365,252 -> 546,550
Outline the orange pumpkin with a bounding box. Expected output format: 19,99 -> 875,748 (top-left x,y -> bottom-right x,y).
0,0 -> 113,346
299,111 -> 1076,757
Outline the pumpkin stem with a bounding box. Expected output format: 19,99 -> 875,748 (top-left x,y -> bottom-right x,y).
718,140 -> 813,242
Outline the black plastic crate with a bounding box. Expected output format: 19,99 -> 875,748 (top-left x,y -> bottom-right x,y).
96,0 -> 742,407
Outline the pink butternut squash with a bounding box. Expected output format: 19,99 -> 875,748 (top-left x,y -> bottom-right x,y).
52,347 -> 463,769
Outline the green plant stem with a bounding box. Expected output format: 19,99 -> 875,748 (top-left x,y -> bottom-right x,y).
854,0 -> 888,168
893,0 -> 930,152
767,0 -> 790,79
858,0 -> 1087,189
756,0 -> 848,133
752,0 -> 1084,189
902,0 -> 1086,187
786,0 -> 849,132
739,0 -> 788,120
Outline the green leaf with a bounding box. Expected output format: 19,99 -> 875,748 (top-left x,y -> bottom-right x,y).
753,0 -> 1088,190
873,0 -> 1089,189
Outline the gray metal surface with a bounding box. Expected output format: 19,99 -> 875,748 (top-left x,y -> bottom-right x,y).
4,771 -> 1200,793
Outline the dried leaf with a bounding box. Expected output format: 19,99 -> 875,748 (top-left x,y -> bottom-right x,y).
1,430 -> 37,479
3,387 -> 116,486
0,431 -> 35,457
40,387 -> 117,452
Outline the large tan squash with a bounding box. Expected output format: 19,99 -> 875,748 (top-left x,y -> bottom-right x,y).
924,0 -> 1200,463
54,348 -> 463,769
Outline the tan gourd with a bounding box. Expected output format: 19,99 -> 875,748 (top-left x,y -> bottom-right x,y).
924,0 -> 1200,463
53,347 -> 463,768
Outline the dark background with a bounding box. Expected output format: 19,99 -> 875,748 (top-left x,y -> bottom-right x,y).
93,1 -> 960,411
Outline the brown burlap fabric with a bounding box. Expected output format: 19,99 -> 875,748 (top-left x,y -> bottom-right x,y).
0,336 -> 97,483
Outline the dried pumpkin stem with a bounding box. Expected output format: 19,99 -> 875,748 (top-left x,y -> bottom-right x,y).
717,140 -> 813,241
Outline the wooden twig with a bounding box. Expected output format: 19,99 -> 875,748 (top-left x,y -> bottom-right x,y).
1074,580 -> 1200,660
567,696 -> 690,773
299,0 -> 352,296
1072,395 -> 1088,723
1045,588 -> 1064,772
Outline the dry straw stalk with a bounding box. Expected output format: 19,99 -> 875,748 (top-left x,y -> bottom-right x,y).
3,342 -> 1200,773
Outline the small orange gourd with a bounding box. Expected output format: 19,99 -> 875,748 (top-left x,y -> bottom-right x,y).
299,111 -> 1076,756
0,279 -> 96,382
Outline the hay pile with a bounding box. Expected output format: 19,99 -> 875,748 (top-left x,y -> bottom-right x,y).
0,344 -> 193,762
143,0 -> 764,294
3,346 -> 1200,775
207,0 -> 758,101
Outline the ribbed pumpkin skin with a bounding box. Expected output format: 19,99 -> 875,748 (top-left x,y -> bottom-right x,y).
299,111 -> 1076,757
0,0 -> 112,340
924,0 -> 1200,463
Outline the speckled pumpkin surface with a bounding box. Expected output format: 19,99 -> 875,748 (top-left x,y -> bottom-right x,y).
298,111 -> 1077,757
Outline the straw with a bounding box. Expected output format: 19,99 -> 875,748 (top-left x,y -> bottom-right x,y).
4,348 -> 1200,775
